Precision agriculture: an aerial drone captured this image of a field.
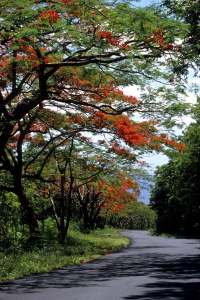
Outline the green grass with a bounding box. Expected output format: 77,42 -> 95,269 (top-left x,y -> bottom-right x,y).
0,227 -> 130,282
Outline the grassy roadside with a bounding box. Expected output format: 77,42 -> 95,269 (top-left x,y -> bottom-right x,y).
0,227 -> 130,283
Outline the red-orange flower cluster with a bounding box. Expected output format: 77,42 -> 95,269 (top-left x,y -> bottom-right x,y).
145,27 -> 178,51
40,10 -> 59,22
97,30 -> 129,49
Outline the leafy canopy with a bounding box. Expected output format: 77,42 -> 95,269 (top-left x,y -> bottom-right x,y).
0,0 -> 189,238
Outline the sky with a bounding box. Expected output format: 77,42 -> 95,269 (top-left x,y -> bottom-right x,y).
136,0 -> 160,7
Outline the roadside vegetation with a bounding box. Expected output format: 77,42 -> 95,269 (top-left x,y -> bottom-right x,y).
0,225 -> 129,283
0,200 -> 156,282
150,101 -> 200,239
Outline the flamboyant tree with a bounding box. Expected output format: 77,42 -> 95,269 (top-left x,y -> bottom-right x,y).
106,201 -> 157,230
0,0 -> 188,236
21,127 -> 146,241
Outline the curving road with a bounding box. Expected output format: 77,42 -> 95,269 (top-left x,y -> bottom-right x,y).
0,230 -> 199,300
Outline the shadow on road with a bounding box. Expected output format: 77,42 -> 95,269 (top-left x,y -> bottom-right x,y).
123,281 -> 200,300
0,245 -> 199,299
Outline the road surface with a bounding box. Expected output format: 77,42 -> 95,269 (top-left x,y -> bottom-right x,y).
0,230 -> 199,300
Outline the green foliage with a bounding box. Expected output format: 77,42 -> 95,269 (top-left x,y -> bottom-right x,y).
0,0 -> 195,244
0,192 -> 22,250
162,0 -> 200,78
106,201 -> 157,230
150,100 -> 200,237
0,227 -> 129,282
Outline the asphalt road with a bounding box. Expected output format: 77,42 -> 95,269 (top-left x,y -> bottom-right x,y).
0,230 -> 199,300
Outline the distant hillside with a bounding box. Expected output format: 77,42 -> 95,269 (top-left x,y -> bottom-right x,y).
138,179 -> 154,205
138,188 -> 151,205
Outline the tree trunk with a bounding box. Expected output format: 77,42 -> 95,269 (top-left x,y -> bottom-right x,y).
14,175 -> 39,236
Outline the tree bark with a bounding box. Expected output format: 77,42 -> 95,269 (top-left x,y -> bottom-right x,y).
14,173 -> 39,236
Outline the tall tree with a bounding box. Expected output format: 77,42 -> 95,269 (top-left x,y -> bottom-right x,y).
22,129 -> 144,241
150,99 -> 200,237
0,0 -> 187,235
